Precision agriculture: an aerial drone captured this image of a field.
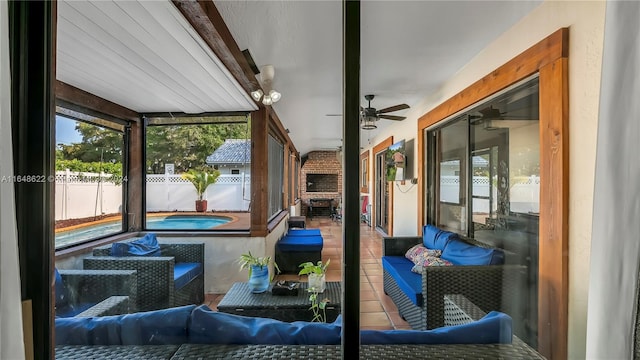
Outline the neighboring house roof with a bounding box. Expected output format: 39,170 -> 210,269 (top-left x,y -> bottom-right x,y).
206,139 -> 251,165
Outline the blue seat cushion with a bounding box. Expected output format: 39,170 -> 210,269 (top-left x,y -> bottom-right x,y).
287,229 -> 322,237
277,235 -> 323,252
382,256 -> 422,307
441,238 -> 505,265
174,263 -> 203,290
189,305 -> 343,345
361,311 -> 512,344
422,225 -> 458,251
111,233 -> 161,257
55,304 -> 195,345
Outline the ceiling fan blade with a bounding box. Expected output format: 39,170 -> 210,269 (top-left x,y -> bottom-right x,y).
378,114 -> 406,121
377,104 -> 409,114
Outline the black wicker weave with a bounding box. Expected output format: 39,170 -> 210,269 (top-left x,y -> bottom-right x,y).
217,282 -> 341,322
275,248 -> 321,274
57,269 -> 137,316
169,343 -> 544,359
382,236 -> 527,332
85,242 -> 205,311
55,345 -> 180,360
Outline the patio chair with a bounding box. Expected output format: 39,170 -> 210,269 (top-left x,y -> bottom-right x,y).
55,268 -> 137,317
84,240 -> 205,311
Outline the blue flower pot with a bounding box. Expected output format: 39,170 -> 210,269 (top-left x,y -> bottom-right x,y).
248,265 -> 270,293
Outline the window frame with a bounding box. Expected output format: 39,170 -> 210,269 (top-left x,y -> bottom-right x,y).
360,150 -> 369,193
417,29 -> 569,359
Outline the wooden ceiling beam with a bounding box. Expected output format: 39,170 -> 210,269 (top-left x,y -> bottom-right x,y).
55,81 -> 139,122
172,0 -> 261,97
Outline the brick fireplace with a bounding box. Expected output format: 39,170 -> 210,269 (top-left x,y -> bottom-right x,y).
301,151 -> 342,217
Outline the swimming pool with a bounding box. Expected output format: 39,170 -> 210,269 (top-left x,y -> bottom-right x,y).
55,215 -> 231,248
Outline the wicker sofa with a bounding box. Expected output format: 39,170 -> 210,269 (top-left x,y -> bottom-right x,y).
83,240 -> 204,311
54,295 -> 544,359
382,225 -> 527,332
55,268 -> 137,317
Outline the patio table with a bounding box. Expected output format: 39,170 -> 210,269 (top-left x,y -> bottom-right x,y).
217,281 -> 341,322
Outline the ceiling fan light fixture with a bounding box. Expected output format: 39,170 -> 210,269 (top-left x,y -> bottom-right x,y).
361,115 -> 377,130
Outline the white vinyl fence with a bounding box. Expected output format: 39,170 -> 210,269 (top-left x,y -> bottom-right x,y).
55,171 -> 251,221
440,175 -> 540,214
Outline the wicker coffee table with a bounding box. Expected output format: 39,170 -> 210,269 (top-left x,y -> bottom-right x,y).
217,281 -> 341,322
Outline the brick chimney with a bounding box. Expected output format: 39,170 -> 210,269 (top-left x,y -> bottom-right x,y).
301,151 -> 342,217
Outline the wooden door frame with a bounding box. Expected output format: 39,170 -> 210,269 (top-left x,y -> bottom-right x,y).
372,137 -> 393,235
417,28 -> 569,360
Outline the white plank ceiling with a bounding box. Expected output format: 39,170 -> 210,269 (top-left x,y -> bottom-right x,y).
57,1 -> 257,114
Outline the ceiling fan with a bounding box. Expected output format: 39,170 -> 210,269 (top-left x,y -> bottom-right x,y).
360,94 -> 409,130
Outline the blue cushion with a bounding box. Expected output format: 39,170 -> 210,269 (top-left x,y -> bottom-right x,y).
55,304 -> 195,345
111,233 -> 161,257
277,235 -> 323,252
120,305 -> 193,345
189,305 -> 343,344
381,256 -> 422,306
441,238 -> 505,265
287,229 -> 322,237
54,268 -> 69,308
361,311 -> 512,344
422,225 -> 457,251
174,262 -> 203,290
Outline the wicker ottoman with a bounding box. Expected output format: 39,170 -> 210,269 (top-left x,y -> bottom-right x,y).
275,231 -> 323,273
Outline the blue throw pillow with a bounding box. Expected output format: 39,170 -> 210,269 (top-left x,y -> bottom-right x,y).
111,233 -> 161,257
361,311 -> 512,344
422,225 -> 457,251
441,238 -> 505,265
189,305 -> 342,345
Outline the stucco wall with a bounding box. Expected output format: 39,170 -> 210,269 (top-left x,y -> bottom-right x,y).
362,1 -> 606,358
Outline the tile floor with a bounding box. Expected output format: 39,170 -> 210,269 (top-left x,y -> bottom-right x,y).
203,217 -> 411,330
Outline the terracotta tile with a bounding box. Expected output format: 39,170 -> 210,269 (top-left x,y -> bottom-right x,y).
370,281 -> 384,294
360,312 -> 391,327
379,294 -> 400,313
325,269 -> 342,281
360,300 -> 384,313
364,268 -> 382,276
359,290 -> 377,301
361,325 -> 394,331
367,275 -> 383,284
386,311 -> 410,328
360,282 -> 374,292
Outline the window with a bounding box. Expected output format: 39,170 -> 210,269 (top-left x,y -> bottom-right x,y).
144,118 -> 251,231
360,151 -> 369,193
54,110 -> 127,249
268,134 -> 285,219
425,77 -> 540,346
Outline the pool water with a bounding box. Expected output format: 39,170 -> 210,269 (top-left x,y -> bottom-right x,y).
55,215 -> 230,248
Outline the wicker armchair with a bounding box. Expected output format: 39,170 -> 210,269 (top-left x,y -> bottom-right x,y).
382,236 -> 527,332
84,242 -> 204,311
55,269 -> 137,317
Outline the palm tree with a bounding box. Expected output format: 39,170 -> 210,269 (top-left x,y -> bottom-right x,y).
181,169 -> 220,211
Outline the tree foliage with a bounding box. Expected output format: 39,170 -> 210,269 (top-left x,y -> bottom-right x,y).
56,121 -> 250,175
58,123 -> 123,163
146,123 -> 248,174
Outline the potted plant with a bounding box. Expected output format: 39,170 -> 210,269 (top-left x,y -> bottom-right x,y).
181,168 -> 220,212
298,259 -> 330,293
238,251 -> 280,293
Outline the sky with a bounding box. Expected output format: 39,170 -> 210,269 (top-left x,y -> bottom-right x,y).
56,115 -> 82,145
